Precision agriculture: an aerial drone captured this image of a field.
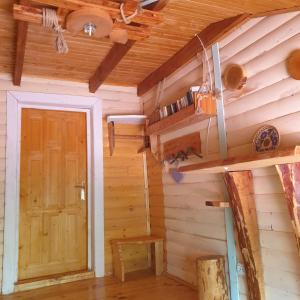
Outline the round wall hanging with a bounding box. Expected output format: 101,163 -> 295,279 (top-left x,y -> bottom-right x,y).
253,125 -> 280,153
286,49 -> 300,80
222,64 -> 247,91
66,8 -> 113,38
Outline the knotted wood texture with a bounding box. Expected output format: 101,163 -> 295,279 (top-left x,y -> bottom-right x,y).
276,163 -> 300,254
224,171 -> 265,300
197,255 -> 228,300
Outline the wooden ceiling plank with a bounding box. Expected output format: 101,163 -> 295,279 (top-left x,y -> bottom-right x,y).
224,171 -> 265,300
14,4 -> 151,41
137,13 -> 250,96
30,0 -> 163,26
276,163 -> 300,255
89,40 -> 136,93
13,20 -> 28,86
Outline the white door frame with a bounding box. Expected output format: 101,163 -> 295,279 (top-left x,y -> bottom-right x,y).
2,91 -> 104,294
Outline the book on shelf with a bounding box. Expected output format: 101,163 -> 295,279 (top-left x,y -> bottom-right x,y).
151,86 -> 205,123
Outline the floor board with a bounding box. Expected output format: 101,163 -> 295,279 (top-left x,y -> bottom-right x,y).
0,273 -> 197,300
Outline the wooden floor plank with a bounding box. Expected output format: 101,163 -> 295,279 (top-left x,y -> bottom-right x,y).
0,273 -> 197,300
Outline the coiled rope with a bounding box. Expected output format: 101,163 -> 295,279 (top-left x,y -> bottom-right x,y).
42,8 -> 69,54
116,2 -> 143,24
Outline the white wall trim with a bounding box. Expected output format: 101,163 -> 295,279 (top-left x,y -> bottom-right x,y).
2,91 -> 104,294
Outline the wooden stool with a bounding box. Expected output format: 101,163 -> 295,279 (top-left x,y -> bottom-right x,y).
111,236 -> 164,282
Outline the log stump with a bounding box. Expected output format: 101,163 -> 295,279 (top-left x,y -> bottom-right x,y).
197,255 -> 229,300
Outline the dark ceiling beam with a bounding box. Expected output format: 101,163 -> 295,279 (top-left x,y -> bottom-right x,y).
89,40 -> 136,93
13,0 -> 29,86
88,0 -> 169,93
137,13 -> 250,96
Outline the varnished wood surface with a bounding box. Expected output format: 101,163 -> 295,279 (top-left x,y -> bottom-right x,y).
103,122 -> 149,275
276,163 -> 300,255
89,40 -> 136,93
197,255 -> 229,300
178,146 -> 300,173
224,171 -> 265,300
2,0 -> 300,85
0,273 -> 198,300
111,235 -> 163,245
111,237 -> 164,282
13,19 -> 28,86
19,109 -> 87,280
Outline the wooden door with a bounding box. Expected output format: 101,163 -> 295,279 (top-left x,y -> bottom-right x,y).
18,109 -> 88,280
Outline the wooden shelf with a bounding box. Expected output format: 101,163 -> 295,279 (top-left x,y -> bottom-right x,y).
178,146 -> 300,173
146,105 -> 214,135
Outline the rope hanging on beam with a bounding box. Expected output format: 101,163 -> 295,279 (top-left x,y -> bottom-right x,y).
42,8 -> 69,54
116,2 -> 143,24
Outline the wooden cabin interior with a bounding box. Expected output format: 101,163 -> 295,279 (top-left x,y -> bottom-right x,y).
1,0 -> 300,299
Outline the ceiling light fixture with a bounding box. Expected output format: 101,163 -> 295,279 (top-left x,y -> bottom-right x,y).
83,22 -> 96,36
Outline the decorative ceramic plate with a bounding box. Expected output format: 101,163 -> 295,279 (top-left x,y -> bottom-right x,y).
253,125 -> 280,153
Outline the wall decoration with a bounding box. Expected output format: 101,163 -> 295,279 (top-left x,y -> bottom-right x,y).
222,64 -> 247,90
171,169 -> 184,183
253,125 -> 280,153
286,49 -> 300,80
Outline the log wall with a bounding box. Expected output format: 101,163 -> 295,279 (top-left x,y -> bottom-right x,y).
142,11 -> 300,299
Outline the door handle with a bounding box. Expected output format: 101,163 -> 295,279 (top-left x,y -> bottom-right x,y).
74,181 -> 86,201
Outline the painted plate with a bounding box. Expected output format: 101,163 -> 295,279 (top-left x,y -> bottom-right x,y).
253,125 -> 280,153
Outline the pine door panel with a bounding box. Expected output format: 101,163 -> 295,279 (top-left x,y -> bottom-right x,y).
19,109 -> 87,280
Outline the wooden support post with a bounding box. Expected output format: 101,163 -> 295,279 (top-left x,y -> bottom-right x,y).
276,163 -> 300,254
154,240 -> 164,276
197,255 -> 229,300
224,171 -> 265,300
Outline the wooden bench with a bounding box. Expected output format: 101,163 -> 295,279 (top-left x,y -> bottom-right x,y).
111,236 -> 164,282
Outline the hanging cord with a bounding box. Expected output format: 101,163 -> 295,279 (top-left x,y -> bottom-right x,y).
155,78 -> 165,109
195,34 -> 213,91
195,34 -> 213,157
42,8 -> 69,54
205,117 -> 212,156
155,81 -> 162,109
116,2 -> 143,24
201,51 -> 212,157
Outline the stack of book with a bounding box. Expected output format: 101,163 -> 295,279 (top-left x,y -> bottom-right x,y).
158,86 -> 200,120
